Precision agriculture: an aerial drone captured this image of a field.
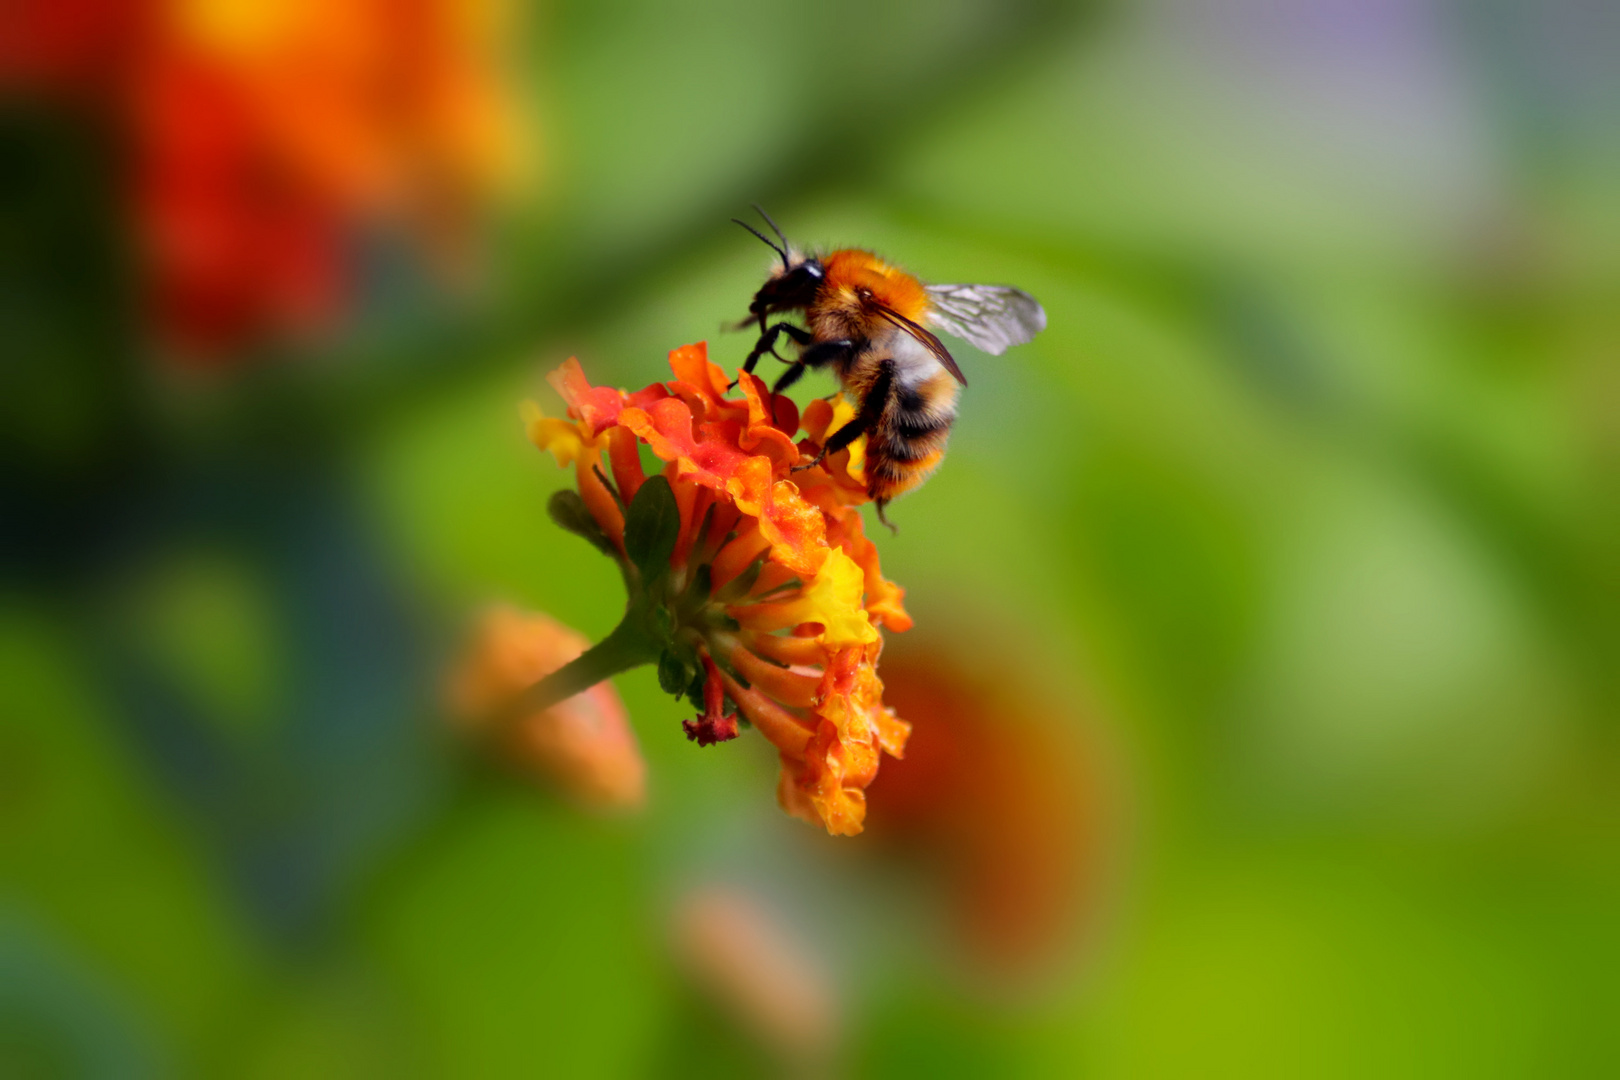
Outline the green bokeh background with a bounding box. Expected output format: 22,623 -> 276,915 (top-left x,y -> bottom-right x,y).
5,0 -> 1618,1075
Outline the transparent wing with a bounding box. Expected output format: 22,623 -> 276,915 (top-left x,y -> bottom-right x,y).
925,284 -> 1047,355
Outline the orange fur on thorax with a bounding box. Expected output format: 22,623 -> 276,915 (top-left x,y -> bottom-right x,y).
821,249 -> 930,322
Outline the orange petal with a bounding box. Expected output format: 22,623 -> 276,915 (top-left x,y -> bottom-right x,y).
728,646 -> 822,710
667,341 -> 731,404
607,425 -> 645,503
726,462 -> 829,577
575,448 -> 625,549
711,520 -> 771,593
875,709 -> 911,759
794,728 -> 867,837
776,755 -> 823,828
717,670 -> 813,759
742,632 -> 829,668
729,549 -> 876,647
621,398 -> 756,491
669,471 -> 712,569
735,373 -> 803,468
548,357 -> 626,437
833,509 -> 912,632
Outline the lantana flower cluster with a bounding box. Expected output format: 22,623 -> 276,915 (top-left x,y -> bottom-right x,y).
524,343 -> 912,835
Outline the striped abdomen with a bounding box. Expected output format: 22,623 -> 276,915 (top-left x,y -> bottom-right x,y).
866,369 -> 958,506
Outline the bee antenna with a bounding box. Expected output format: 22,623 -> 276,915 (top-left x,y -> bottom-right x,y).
752,204 -> 791,251
732,218 -> 791,270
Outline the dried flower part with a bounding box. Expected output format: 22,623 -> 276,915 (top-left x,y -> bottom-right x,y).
450,605 -> 644,811
525,343 -> 911,835
682,654 -> 739,747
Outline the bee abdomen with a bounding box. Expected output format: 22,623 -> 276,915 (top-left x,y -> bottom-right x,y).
875,423 -> 950,462
867,396 -> 954,502
866,442 -> 948,502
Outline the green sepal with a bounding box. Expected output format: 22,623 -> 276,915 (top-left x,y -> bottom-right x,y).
676,563 -> 713,621
687,501 -> 718,564
547,490 -> 618,558
685,665 -> 708,711
623,475 -> 681,584
658,649 -> 696,697
706,613 -> 741,634
647,602 -> 675,644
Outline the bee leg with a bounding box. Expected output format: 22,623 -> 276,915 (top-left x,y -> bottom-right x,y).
734,323 -> 812,387
798,338 -> 857,371
772,337 -> 858,396
760,323 -> 812,363
874,500 -> 897,534
791,419 -> 853,470
793,359 -> 892,471
771,362 -> 808,395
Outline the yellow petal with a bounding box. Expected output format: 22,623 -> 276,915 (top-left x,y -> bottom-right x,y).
799,548 -> 879,647
828,396 -> 866,483
521,400 -> 597,467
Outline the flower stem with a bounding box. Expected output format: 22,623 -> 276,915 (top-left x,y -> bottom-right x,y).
513,608 -> 663,715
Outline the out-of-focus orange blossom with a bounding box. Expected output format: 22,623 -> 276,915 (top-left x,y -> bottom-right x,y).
864,640 -> 1111,976
4,0 -> 525,360
449,605 -> 645,812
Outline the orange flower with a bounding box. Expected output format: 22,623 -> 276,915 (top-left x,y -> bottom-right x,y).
6,0 -> 525,358
449,605 -> 645,812
525,343 -> 912,836
864,640 -> 1110,975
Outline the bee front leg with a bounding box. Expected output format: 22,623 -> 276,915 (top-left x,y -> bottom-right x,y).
735,323 -> 813,387
773,337 -> 858,395
772,362 -> 808,395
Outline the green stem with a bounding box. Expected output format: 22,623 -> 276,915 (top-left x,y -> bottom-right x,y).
512,608 -> 663,716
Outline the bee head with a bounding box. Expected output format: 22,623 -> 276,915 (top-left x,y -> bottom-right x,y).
734,207 -> 824,318
749,255 -> 823,316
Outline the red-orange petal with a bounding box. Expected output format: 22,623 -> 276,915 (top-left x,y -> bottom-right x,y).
607,425 -> 645,503
717,671 -> 813,759
667,341 -> 731,404
548,356 -> 626,437
575,448 -> 625,548
735,373 -> 803,469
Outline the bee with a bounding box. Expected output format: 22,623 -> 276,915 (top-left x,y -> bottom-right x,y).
732,208 -> 1046,527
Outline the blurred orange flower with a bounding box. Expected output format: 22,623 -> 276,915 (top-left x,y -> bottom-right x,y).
865,641 -> 1110,975
525,343 -> 912,836
449,605 -> 644,812
5,0 -> 524,359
